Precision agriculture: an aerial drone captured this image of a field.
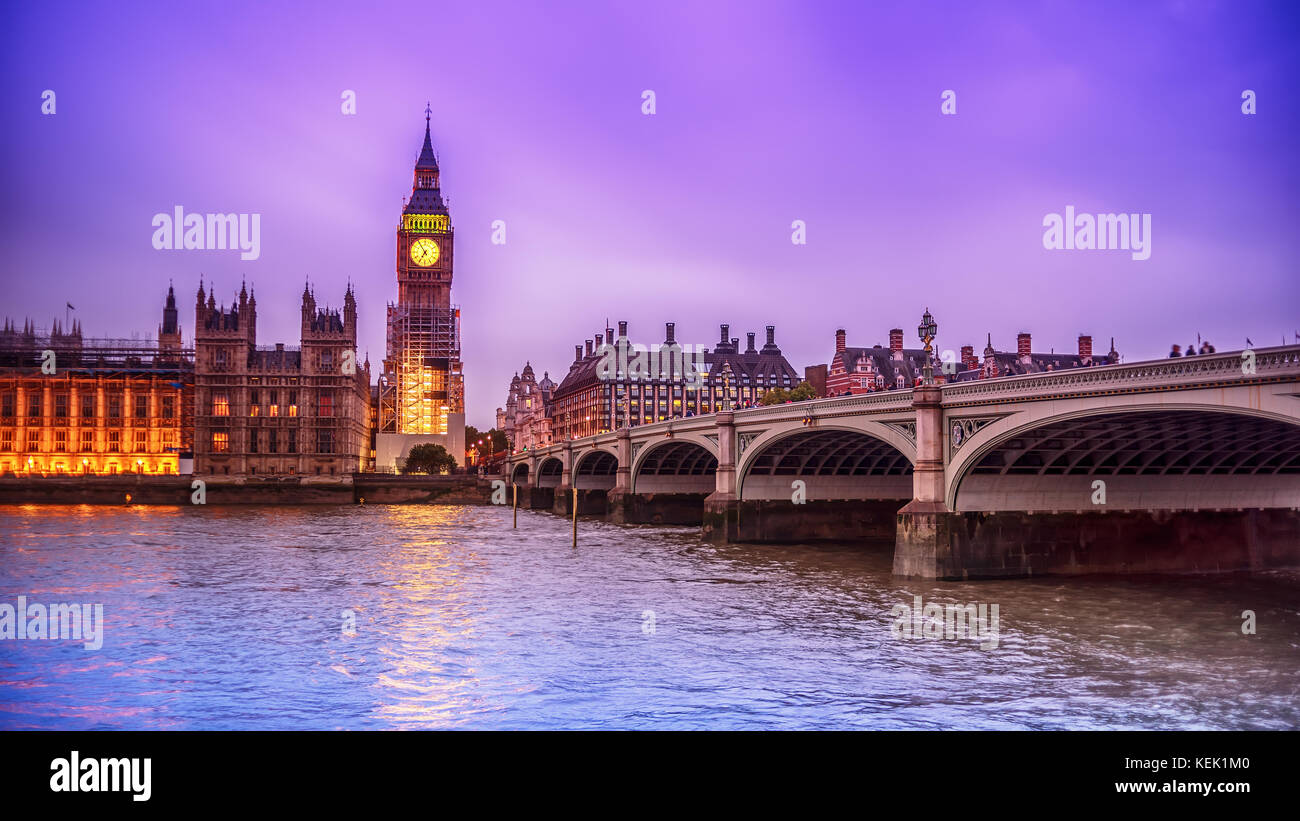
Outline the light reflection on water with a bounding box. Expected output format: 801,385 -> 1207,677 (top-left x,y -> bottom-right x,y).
1,503 -> 1297,729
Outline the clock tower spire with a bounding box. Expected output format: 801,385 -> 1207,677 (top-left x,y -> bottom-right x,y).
408,102 -> 445,213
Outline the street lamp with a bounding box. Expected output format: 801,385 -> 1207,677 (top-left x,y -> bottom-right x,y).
917,308 -> 938,386
719,361 -> 734,411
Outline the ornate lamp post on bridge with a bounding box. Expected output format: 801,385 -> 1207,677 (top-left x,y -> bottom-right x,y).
917,308 -> 938,386
719,361 -> 734,411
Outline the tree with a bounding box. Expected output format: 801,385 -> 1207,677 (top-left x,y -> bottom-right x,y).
403,444 -> 458,474
759,381 -> 816,406
465,426 -> 510,461
789,381 -> 817,401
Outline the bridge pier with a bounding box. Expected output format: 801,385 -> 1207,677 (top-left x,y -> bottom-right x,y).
893,384 -> 956,576
523,484 -> 554,509
610,490 -> 709,525
895,507 -> 1300,579
719,498 -> 902,543
702,411 -> 739,542
554,487 -> 609,516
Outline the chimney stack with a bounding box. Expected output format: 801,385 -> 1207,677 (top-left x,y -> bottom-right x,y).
835,329 -> 847,354
961,345 -> 975,370
618,320 -> 628,338
585,340 -> 593,357
889,328 -> 904,359
719,324 -> 729,344
762,325 -> 779,354
1017,332 -> 1032,362
746,332 -> 756,353
575,344 -> 583,362
1078,334 -> 1093,362
731,338 -> 739,351
606,327 -> 614,345
665,322 -> 676,345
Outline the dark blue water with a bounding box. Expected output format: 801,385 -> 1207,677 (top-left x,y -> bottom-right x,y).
1,504 -> 1297,729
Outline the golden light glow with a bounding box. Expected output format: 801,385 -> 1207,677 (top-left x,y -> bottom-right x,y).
410,238 -> 440,267
402,214 -> 449,233
1,453 -> 179,476
396,359 -> 450,435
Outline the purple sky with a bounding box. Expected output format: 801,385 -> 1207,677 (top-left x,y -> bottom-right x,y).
3,0 -> 1297,429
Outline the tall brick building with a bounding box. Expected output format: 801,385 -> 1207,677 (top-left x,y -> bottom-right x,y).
824,326 -> 1120,396
193,281 -> 371,475
549,321 -> 799,441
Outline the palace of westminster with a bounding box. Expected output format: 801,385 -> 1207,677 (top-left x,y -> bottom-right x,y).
0,112 -> 463,477
0,112 -> 1122,477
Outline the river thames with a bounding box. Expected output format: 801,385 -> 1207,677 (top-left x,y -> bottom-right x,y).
1,504 -> 1297,730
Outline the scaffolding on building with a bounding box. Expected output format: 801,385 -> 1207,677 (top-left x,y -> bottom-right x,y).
378,303 -> 463,434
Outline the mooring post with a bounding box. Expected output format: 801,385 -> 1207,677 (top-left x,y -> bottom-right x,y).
572,486 -> 578,547
513,482 -> 518,528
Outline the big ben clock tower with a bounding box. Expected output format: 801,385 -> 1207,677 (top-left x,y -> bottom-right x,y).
377,105 -> 466,468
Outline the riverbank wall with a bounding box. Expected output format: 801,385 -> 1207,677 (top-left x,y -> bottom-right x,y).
0,475 -> 496,506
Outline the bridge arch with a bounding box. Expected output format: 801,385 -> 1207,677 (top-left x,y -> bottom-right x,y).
573,448 -> 618,490
631,438 -> 718,494
510,461 -> 529,485
736,424 -> 914,501
536,456 -> 564,488
947,405 -> 1300,511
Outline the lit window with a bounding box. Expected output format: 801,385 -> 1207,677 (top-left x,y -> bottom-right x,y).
212,394 -> 230,416
212,432 -> 229,453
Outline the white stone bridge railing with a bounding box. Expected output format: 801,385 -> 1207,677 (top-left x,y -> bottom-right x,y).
941,345 -> 1300,407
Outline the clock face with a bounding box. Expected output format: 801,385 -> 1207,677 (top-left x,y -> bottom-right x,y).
410,237 -> 440,267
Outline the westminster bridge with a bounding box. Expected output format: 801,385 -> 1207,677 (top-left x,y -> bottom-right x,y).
504,346 -> 1300,579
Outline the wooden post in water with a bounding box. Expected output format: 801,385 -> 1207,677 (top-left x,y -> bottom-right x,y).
571,486 -> 578,547
513,483 -> 518,529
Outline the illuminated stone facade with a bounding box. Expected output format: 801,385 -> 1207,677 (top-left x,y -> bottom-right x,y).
0,288 -> 192,475
501,363 -> 555,452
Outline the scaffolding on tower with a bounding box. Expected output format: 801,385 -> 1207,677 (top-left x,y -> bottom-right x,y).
378,302 -> 463,435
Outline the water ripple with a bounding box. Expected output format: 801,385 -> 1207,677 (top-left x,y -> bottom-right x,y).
0,504 -> 1297,729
